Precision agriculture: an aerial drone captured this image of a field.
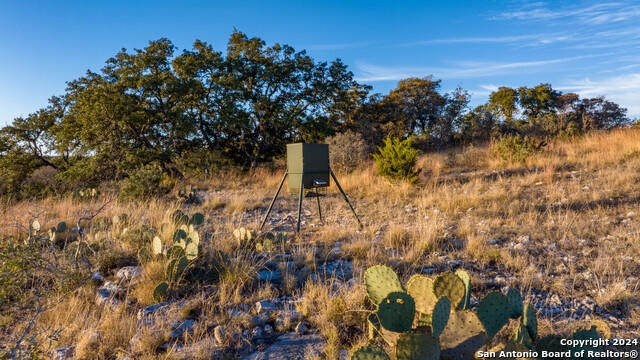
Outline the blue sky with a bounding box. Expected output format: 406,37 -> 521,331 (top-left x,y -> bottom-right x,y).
1,0 -> 639,127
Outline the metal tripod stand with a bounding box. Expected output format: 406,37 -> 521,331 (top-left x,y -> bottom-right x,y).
259,166 -> 363,232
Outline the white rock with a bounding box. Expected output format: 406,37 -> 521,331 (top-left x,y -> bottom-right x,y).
115,266 -> 143,282
256,300 -> 277,314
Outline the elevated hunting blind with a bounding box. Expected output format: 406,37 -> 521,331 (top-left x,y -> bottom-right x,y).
260,143 -> 362,232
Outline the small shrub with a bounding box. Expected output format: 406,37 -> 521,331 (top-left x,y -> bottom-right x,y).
372,136 -> 421,183
491,134 -> 546,163
118,164 -> 169,201
324,130 -> 368,172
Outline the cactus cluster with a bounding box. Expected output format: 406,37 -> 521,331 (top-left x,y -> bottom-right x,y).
72,188 -> 100,199
47,221 -> 67,242
353,265 -> 607,360
144,210 -> 205,302
232,228 -> 288,252
176,185 -> 199,204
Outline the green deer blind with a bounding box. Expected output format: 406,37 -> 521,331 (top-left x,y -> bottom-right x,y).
286,143 -> 330,189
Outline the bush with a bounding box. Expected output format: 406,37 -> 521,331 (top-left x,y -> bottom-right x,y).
325,130 -> 368,172
118,164 -> 169,201
373,136 -> 421,183
491,134 -> 546,163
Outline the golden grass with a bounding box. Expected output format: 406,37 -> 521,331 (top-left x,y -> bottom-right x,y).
3,127 -> 640,357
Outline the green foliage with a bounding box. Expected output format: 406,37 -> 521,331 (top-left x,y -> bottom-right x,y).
118,164 -> 169,201
492,134 -> 546,163
373,137 -> 421,183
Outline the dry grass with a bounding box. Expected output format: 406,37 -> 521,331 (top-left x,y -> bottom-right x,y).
2,127 -> 640,357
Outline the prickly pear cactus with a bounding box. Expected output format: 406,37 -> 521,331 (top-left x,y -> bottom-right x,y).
431,296 -> 451,338
439,310 -> 486,360
506,287 -> 524,319
513,323 -> 533,349
406,275 -> 438,314
477,291 -> 511,340
152,236 -> 163,255
433,272 -> 465,308
138,248 -> 153,264
173,229 -> 187,245
32,220 -> 41,232
189,212 -> 204,225
364,265 -> 404,306
187,230 -> 200,246
56,222 -> 67,233
454,269 -> 471,310
166,245 -> 185,260
523,302 -> 537,340
377,292 -> 415,333
153,282 -> 168,302
351,344 -> 390,360
396,332 -> 441,360
185,242 -> 198,260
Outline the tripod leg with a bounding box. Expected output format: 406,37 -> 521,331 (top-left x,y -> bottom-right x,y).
296,174 -> 305,232
260,171 -> 287,229
316,192 -> 323,223
330,169 -> 363,229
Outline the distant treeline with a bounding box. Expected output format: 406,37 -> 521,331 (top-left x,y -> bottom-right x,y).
0,31 -> 631,198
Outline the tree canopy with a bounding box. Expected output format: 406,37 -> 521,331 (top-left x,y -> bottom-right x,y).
0,31 -> 631,199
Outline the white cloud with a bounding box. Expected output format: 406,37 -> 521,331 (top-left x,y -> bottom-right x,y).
355,54 -> 602,82
489,2 -> 638,24
558,73 -> 640,118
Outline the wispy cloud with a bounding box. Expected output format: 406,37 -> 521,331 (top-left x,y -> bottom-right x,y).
355,54 -> 602,82
490,2 -> 640,25
558,73 -> 640,118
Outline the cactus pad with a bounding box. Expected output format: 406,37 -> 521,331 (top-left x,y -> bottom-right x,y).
433,272 -> 465,308
190,212 -> 204,225
377,292 -> 415,333
188,230 -> 200,246
407,275 -> 438,314
455,269 -> 471,310
152,236 -> 163,255
506,287 -> 524,319
364,265 -> 405,306
477,291 -> 510,339
431,295 -> 450,338
396,332 -> 441,360
351,344 -> 390,360
523,303 -> 537,340
32,220 -> 40,232
440,310 -> 486,360
56,222 -> 67,233
173,229 -> 187,244
166,245 -> 185,260
153,282 -> 168,302
137,248 -> 153,263
185,242 -> 198,260
513,323 -> 532,349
